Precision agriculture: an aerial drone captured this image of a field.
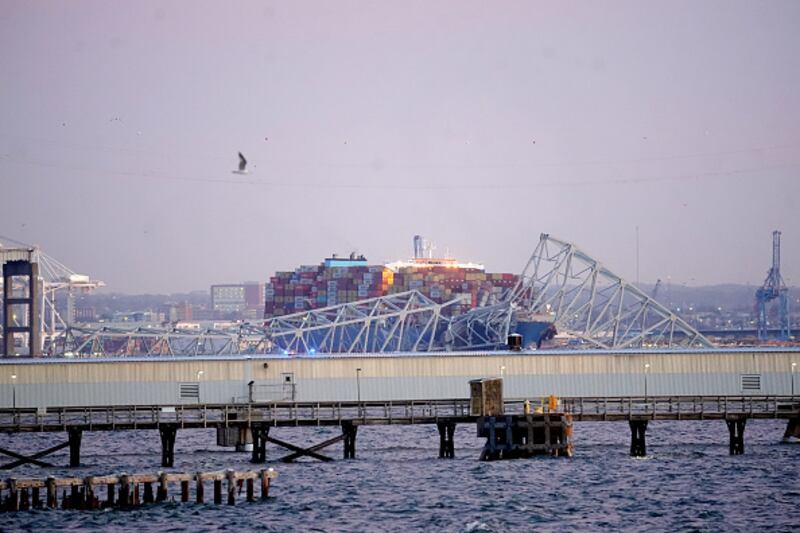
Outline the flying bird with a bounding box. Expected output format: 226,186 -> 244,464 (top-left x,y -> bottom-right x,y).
233,152 -> 249,175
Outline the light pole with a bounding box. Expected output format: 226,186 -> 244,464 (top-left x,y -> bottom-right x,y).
356,368 -> 362,405
644,363 -> 650,399
500,365 -> 506,378
196,370 -> 204,404
11,374 -> 17,410
792,362 -> 797,397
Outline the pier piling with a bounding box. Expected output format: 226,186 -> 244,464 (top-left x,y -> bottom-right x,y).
727,417 -> 746,455
246,478 -> 254,502
213,479 -> 222,504
159,425 -> 178,467
437,421 -> 456,458
783,418 -> 800,442
477,414 -> 572,460
196,473 -> 204,503
68,429 -> 82,467
629,419 -> 648,457
144,481 -> 154,503
157,472 -> 168,502
226,470 -> 236,505
342,421 -> 357,459
0,469 -> 278,512
251,424 -> 270,463
46,476 -> 56,508
119,474 -> 130,507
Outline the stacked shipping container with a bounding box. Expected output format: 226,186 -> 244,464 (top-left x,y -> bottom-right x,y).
264,257 -> 518,319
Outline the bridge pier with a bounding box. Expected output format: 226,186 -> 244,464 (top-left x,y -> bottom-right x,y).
727,417 -> 746,455
342,421 -> 358,459
783,418 -> 800,443
629,419 -> 648,457
437,421 -> 456,458
251,424 -> 270,463
159,425 -> 177,467
68,429 -> 82,467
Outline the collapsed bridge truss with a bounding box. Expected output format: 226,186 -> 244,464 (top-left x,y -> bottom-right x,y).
16,233 -> 711,357
510,234 -> 712,349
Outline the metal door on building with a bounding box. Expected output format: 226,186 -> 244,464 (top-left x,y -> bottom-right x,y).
281,372 -> 296,401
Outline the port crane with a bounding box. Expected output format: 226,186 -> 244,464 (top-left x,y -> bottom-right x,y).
755,230 -> 791,340
0,236 -> 105,353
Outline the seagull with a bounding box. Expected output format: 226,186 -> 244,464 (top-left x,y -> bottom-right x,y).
233,152 -> 249,175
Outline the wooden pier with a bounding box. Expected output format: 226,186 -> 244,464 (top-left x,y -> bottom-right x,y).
0,395 -> 797,467
0,468 -> 278,511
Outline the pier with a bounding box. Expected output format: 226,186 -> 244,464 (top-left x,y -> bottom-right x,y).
0,395 -> 796,467
0,468 -> 278,511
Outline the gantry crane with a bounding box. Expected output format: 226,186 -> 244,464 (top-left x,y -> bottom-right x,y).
755,231 -> 790,340
1,236 -> 104,354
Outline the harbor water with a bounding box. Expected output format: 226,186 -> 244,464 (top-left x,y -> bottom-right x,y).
0,420 -> 797,531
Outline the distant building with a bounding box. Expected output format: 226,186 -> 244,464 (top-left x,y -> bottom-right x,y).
161,301 -> 193,323
73,306 -> 96,323
211,282 -> 265,319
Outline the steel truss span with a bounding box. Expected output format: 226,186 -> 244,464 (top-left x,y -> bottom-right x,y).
50,324 -> 271,357
510,233 -> 712,349
267,290 -> 468,354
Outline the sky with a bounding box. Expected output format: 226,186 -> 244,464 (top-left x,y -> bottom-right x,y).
1,1 -> 799,294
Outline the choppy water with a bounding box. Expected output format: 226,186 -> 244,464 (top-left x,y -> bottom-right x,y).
0,420 -> 798,531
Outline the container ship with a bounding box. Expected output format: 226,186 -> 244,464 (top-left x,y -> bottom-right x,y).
264,236 -> 555,349
265,236 -> 516,317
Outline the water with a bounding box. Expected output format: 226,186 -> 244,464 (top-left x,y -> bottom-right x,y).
0,420 -> 798,531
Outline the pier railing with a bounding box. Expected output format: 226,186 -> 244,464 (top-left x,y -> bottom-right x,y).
559,395 -> 800,421
0,396 -> 797,433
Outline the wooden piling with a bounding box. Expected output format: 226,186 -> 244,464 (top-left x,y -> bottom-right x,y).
260,469 -> 276,499
157,472 -> 168,502
70,485 -> 79,509
213,479 -> 222,504
246,478 -> 254,502
143,482 -> 154,504
84,477 -> 96,509
19,487 -> 29,511
226,470 -> 236,505
1,469 -> 277,512
119,474 -> 130,507
8,479 -> 18,511
46,476 -> 57,509
196,474 -> 204,504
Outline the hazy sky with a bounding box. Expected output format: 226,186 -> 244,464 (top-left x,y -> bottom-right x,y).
1,1 -> 799,293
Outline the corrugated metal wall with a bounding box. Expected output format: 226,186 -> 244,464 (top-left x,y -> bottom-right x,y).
0,348 -> 797,407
